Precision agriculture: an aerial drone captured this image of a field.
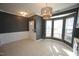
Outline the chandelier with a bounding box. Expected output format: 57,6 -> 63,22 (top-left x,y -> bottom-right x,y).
41,3 -> 52,19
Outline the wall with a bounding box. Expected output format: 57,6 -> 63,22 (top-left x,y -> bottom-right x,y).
35,16 -> 42,40
0,20 -> 37,45
0,11 -> 29,33
76,9 -> 79,28
0,11 -> 29,45
0,31 -> 29,45
74,9 -> 79,38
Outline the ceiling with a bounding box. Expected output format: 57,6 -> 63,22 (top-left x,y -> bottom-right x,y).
0,3 -> 78,17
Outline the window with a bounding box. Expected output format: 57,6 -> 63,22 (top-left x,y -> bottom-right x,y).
46,20 -> 52,37
64,17 -> 74,43
53,19 -> 63,39
44,10 -> 77,46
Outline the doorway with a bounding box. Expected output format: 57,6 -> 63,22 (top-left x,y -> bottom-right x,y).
29,20 -> 36,40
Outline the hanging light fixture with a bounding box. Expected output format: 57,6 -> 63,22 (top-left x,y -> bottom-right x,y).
41,3 -> 53,19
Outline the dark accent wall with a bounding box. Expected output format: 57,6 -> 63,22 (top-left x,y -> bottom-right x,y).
0,11 -> 29,33
35,16 -> 42,40
74,28 -> 79,38
41,18 -> 45,39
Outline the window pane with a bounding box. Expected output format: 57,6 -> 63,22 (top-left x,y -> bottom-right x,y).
53,19 -> 63,39
64,17 -> 74,43
46,20 -> 52,37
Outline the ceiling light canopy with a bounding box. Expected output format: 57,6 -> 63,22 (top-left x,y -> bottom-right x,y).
18,10 -> 34,18
19,12 -> 28,17
41,3 -> 53,19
